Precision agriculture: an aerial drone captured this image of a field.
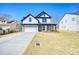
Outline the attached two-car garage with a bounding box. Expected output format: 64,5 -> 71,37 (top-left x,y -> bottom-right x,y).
22,25 -> 38,32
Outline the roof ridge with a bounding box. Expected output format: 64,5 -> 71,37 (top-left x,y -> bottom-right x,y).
35,11 -> 51,18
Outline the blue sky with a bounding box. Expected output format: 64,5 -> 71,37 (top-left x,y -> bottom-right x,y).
0,3 -> 79,23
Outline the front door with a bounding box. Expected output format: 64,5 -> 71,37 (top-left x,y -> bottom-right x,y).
42,25 -> 47,32
38,25 -> 47,32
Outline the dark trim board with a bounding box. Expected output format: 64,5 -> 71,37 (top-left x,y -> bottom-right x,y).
35,17 -> 51,18
22,24 -> 57,32
21,24 -> 38,25
35,11 -> 52,18
21,11 -> 52,22
22,24 -> 57,25
21,14 -> 39,22
21,11 -> 57,32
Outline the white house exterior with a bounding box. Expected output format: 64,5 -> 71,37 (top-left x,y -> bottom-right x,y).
22,14 -> 38,32
21,11 -> 57,32
35,13 -> 51,24
59,13 -> 79,31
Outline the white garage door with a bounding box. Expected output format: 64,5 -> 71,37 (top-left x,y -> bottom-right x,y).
23,25 -> 38,32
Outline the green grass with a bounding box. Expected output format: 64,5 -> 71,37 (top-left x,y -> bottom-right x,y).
24,32 -> 79,55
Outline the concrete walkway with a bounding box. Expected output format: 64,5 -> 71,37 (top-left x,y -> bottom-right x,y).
0,32 -> 36,55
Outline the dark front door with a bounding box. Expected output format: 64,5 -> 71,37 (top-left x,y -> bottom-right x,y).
42,25 -> 45,31
38,25 -> 46,32
38,25 -> 42,32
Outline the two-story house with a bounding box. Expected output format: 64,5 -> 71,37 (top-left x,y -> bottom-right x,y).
21,11 -> 57,32
0,18 -> 10,30
59,13 -> 79,31
0,18 -> 22,33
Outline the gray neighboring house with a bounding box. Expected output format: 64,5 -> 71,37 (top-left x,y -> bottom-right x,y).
8,20 -> 22,32
0,19 -> 9,34
21,11 -> 57,32
0,19 -> 22,34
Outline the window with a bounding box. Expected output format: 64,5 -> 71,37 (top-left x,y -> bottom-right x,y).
65,20 -> 67,23
42,18 -> 47,22
61,21 -> 63,24
29,17 -> 32,22
77,21 -> 79,24
72,18 -> 75,21
43,25 -> 45,30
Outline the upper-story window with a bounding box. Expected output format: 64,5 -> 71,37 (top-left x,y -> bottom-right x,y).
77,21 -> 79,24
1,21 -> 5,23
42,18 -> 47,22
29,17 -> 32,22
65,20 -> 67,23
61,21 -> 63,24
72,18 -> 75,21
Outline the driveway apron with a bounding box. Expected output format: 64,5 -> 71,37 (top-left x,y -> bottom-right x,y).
0,32 -> 36,55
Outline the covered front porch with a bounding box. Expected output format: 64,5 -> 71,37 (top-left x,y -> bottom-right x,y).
38,24 -> 57,32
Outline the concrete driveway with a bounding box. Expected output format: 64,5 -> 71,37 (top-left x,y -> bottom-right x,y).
0,32 -> 36,55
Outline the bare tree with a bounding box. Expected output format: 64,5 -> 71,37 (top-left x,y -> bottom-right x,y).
0,14 -> 12,21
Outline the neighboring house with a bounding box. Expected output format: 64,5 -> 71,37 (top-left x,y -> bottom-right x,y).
0,19 -> 10,30
21,11 -> 57,32
59,13 -> 79,31
8,20 -> 22,32
0,19 -> 22,34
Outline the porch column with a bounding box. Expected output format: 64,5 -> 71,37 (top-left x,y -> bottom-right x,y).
49,25 -> 51,32
45,25 -> 47,32
55,25 -> 56,31
51,25 -> 53,31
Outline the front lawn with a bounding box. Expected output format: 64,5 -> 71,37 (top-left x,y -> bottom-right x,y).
24,31 -> 79,55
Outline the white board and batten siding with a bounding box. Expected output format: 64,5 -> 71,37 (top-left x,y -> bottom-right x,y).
41,14 -> 50,17
22,16 -> 38,24
37,18 -> 51,24
37,14 -> 52,24
59,14 -> 79,31
22,15 -> 38,32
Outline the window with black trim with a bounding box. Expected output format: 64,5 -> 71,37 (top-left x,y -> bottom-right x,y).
61,21 -> 63,24
72,18 -> 75,21
42,18 -> 47,22
29,17 -> 32,22
77,21 -> 79,24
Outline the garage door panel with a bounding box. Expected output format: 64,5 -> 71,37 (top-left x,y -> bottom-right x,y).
23,25 -> 38,32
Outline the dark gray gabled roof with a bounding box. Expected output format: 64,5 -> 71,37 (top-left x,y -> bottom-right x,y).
21,14 -> 33,21
35,11 -> 51,18
7,20 -> 17,23
21,14 -> 39,23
